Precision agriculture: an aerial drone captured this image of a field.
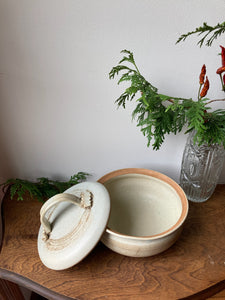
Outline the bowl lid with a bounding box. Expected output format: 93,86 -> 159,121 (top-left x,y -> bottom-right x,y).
37,181 -> 110,270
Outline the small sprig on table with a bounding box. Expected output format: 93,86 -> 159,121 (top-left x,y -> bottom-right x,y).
1,172 -> 90,202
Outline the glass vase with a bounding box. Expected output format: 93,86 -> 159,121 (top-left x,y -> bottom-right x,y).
180,131 -> 225,202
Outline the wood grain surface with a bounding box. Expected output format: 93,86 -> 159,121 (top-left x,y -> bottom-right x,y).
0,185 -> 225,300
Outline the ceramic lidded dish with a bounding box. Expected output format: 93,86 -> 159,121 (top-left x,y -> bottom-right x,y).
37,168 -> 188,270
98,168 -> 188,257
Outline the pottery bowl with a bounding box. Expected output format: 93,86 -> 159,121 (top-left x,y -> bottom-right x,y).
98,168 -> 188,257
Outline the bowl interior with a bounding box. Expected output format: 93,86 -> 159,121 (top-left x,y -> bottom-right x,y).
103,173 -> 183,237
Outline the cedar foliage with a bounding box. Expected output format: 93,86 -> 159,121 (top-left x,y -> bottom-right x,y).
176,22 -> 225,47
109,50 -> 225,150
1,172 -> 89,202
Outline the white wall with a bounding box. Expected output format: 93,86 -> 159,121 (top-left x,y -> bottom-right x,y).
0,0 -> 225,184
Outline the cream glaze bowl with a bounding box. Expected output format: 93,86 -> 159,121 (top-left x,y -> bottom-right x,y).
98,168 -> 188,257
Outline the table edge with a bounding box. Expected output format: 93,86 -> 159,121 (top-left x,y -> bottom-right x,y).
0,268 -> 74,300
180,279 -> 225,300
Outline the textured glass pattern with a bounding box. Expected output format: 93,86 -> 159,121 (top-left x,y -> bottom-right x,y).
180,131 -> 225,202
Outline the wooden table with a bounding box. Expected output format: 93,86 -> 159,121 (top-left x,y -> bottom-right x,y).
0,185 -> 225,300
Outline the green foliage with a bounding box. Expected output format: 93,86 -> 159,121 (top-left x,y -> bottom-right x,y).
109,50 -> 225,150
176,22 -> 225,47
184,99 -> 207,132
196,109 -> 225,147
1,172 -> 89,202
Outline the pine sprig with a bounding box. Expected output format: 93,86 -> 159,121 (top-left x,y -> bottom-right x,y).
176,22 -> 225,47
1,172 -> 90,202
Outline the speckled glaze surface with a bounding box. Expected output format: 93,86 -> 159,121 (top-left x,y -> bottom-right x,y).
98,168 -> 188,257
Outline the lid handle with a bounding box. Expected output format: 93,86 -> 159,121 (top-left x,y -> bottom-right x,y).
40,191 -> 92,241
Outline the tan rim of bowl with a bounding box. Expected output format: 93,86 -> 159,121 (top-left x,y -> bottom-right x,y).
98,168 -> 188,240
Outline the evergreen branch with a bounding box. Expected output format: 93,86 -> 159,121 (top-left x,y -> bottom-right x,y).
119,49 -> 141,74
176,22 -> 225,47
109,65 -> 135,79
109,50 -> 225,149
1,172 -> 90,202
185,99 -> 206,131
194,110 -> 225,146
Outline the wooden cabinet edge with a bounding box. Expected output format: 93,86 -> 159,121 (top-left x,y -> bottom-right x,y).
0,269 -> 73,300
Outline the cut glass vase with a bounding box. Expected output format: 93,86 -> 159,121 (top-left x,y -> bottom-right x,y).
180,131 -> 225,202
